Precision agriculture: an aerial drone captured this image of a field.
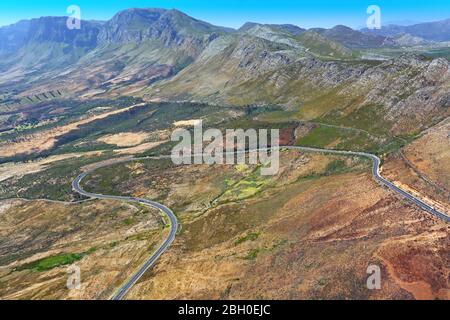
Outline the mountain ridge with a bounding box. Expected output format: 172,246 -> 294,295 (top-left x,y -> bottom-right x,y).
0,7 -> 448,118
361,18 -> 450,41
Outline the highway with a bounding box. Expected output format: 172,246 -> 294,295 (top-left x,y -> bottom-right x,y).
72,168 -> 178,301
71,145 -> 449,300
284,146 -> 450,222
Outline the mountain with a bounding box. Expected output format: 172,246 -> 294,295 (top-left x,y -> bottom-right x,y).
151,50 -> 450,135
383,20 -> 420,26
239,22 -> 305,36
238,23 -> 305,49
238,23 -> 354,58
0,17 -> 103,88
312,25 -> 392,48
296,30 -> 354,57
98,8 -> 232,44
391,33 -> 431,46
0,8 -> 233,96
0,7 -> 448,134
361,18 -> 450,41
0,17 -> 102,55
0,20 -> 32,55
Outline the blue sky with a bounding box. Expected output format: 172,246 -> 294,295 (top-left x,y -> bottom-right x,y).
0,0 -> 449,29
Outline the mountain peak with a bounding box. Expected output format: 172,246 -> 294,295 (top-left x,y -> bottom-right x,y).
98,7 -> 232,44
238,22 -> 260,31
315,24 -> 390,48
330,25 -> 354,31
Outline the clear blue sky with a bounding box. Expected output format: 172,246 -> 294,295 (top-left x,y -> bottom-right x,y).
0,0 -> 449,29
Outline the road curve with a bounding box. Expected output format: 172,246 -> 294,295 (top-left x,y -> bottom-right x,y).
284,146 -> 449,222
72,167 -> 178,300
71,146 -> 449,300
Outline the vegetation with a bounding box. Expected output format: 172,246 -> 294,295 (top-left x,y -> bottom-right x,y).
243,248 -> 260,260
296,125 -> 380,152
15,253 -> 83,272
222,167 -> 271,201
0,152 -> 115,201
235,232 -> 260,245
321,103 -> 392,136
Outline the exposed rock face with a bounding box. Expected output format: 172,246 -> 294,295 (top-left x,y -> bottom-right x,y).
97,8 -> 228,48
155,46 -> 449,134
231,37 -> 294,75
351,55 -> 450,133
0,8 -> 233,95
0,17 -> 101,55
97,8 -> 166,43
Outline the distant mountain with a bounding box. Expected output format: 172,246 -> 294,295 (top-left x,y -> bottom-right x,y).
361,18 -> 450,41
239,22 -> 305,36
0,17 -> 101,55
391,33 -> 431,47
311,25 -> 393,48
383,20 -> 420,26
0,17 -> 103,85
238,23 -> 304,49
237,23 -> 353,58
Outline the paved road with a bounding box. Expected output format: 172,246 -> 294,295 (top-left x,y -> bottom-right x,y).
72,168 -> 178,301
284,146 -> 449,222
71,146 -> 449,300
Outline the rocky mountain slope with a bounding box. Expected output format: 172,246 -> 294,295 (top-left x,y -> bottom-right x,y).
0,8 -> 232,97
98,8 -> 232,44
0,8 -> 449,137
151,46 -> 450,135
0,17 -> 101,56
0,17 -> 102,87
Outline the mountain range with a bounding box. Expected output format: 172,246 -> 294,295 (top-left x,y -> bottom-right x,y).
0,8 -> 449,137
361,18 -> 450,41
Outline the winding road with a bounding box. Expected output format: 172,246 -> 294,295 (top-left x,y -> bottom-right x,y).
71,146 -> 449,300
